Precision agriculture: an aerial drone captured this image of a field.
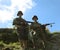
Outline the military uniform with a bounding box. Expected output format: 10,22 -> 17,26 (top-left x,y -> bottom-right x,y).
30,15 -> 45,50
13,11 -> 29,50
30,15 -> 43,39
13,18 -> 28,40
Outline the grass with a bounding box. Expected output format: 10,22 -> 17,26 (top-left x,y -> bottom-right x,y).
0,41 -> 22,50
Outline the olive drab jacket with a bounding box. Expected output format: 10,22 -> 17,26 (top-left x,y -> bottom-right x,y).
30,22 -> 47,42
30,22 -> 42,38
13,18 -> 28,26
30,22 -> 41,30
13,17 -> 28,36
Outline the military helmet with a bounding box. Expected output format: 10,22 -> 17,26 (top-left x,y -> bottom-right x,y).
17,11 -> 23,16
32,15 -> 38,20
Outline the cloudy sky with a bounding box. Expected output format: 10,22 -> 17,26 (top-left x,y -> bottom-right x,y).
0,0 -> 60,32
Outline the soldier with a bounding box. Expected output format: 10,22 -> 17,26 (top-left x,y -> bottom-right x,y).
30,15 -> 46,50
30,15 -> 43,39
30,15 -> 41,49
13,11 -> 29,49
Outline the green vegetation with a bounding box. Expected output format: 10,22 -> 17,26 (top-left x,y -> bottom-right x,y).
0,41 -> 22,50
0,28 -> 21,50
0,28 -> 60,50
0,28 -> 18,43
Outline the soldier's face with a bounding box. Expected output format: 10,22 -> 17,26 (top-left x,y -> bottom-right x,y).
34,19 -> 37,22
19,14 -> 23,17
33,18 -> 37,22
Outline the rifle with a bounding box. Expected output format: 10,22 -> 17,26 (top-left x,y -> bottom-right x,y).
43,23 -> 55,27
26,21 -> 33,23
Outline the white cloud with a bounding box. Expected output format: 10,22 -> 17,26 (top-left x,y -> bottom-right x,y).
0,0 -> 35,23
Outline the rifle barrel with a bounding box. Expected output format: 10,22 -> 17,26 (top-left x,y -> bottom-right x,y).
43,23 -> 55,26
26,21 -> 33,23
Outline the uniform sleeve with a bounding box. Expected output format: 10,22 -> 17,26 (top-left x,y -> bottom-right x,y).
13,18 -> 17,25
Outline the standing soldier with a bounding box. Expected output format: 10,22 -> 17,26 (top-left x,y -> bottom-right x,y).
13,11 -> 29,50
30,15 -> 46,50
